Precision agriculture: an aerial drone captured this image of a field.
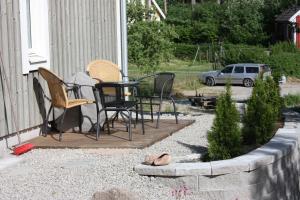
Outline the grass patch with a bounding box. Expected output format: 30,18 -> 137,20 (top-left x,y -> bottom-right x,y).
129,59 -> 213,92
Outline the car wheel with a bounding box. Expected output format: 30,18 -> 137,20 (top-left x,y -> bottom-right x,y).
243,78 -> 254,87
206,77 -> 215,86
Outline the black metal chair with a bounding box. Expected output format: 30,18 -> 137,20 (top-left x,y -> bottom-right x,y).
93,82 -> 144,141
138,72 -> 178,128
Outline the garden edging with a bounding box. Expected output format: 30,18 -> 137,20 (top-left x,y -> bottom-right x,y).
134,112 -> 300,199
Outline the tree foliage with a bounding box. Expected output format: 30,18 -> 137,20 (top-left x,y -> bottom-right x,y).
128,21 -> 177,73
127,1 -> 177,73
166,0 -> 300,46
208,83 -> 241,160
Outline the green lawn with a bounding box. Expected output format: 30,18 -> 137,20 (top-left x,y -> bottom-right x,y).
128,59 -> 213,92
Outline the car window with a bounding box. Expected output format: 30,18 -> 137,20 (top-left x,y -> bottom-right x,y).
246,67 -> 259,73
221,66 -> 233,74
234,66 -> 244,73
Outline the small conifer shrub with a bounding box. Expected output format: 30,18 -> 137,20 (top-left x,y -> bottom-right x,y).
242,78 -> 280,145
208,83 -> 241,160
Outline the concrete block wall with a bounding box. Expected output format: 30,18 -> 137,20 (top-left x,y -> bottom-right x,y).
135,120 -> 300,199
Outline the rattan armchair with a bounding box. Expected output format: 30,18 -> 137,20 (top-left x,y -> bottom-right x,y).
39,67 -> 94,141
86,60 -> 125,83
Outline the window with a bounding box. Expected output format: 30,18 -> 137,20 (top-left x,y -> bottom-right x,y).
221,66 -> 233,74
234,66 -> 244,73
20,0 -> 50,74
246,67 -> 259,73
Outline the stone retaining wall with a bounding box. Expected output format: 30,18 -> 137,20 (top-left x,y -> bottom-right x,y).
135,114 -> 300,200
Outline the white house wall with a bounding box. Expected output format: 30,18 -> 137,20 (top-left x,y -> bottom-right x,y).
0,0 -> 120,138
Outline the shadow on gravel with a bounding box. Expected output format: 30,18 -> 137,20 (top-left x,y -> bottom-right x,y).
283,108 -> 300,123
176,141 -> 207,154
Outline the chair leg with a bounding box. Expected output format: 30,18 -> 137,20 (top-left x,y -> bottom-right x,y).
111,112 -> 119,128
139,99 -> 145,135
170,97 -> 178,124
128,110 -> 132,141
96,111 -> 101,140
105,110 -> 110,134
150,98 -> 153,122
59,108 -> 67,141
43,105 -> 53,137
134,104 -> 138,128
156,99 -> 163,129
78,106 -> 82,133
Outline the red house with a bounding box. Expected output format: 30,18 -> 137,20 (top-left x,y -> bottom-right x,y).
275,6 -> 300,48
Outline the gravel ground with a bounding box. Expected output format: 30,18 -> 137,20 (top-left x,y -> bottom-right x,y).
183,82 -> 300,101
0,113 -> 214,200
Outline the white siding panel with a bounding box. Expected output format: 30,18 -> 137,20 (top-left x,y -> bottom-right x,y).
0,0 -> 119,137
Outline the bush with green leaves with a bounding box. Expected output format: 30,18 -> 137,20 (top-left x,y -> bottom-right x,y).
208,83 -> 241,160
222,44 -> 268,65
127,1 -> 177,74
284,94 -> 300,107
270,42 -> 299,55
173,43 -> 198,60
267,42 -> 300,80
128,21 -> 177,74
127,0 -> 149,23
242,78 -> 281,145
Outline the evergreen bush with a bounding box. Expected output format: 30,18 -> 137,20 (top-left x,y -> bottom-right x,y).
242,78 -> 280,145
208,83 -> 241,160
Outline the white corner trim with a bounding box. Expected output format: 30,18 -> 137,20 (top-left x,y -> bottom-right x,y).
288,10 -> 300,23
151,0 -> 166,19
19,0 -> 30,74
116,0 -> 122,70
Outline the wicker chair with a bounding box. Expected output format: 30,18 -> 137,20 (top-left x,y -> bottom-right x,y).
86,60 -> 125,82
87,60 -> 135,128
138,72 -> 178,128
87,59 -> 131,95
39,67 -> 94,141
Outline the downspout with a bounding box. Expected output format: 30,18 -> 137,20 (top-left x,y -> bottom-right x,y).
120,0 -> 128,80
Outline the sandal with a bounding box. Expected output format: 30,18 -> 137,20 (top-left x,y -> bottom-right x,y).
144,154 -> 158,165
153,153 -> 172,166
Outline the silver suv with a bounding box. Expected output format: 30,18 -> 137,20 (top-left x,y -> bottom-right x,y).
199,63 -> 271,87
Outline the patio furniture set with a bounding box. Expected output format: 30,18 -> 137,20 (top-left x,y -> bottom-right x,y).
38,60 -> 178,142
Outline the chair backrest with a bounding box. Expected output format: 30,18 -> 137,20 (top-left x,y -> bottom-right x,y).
38,67 -> 68,108
86,60 -> 122,82
154,72 -> 175,97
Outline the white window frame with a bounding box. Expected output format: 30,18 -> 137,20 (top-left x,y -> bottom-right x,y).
19,0 -> 50,74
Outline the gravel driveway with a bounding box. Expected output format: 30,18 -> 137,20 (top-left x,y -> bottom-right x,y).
183,82 -> 300,101
0,114 -> 214,200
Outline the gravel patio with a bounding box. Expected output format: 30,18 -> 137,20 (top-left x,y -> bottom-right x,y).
0,113 -> 214,200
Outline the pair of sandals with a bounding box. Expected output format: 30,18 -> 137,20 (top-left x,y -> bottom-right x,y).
144,153 -> 172,166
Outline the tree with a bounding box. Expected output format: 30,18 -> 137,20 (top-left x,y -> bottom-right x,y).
220,0 -> 267,45
128,21 -> 177,73
208,83 -> 241,160
127,1 -> 177,73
